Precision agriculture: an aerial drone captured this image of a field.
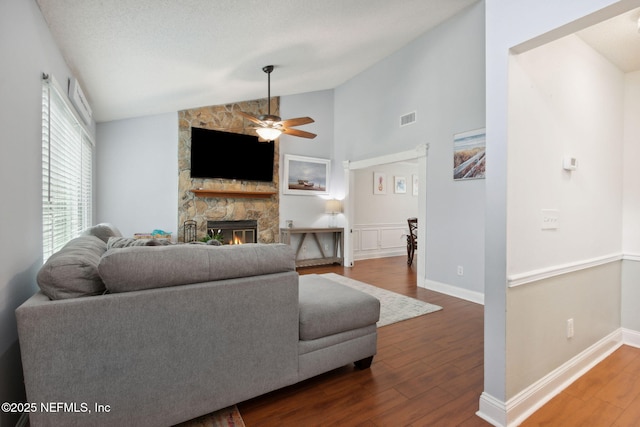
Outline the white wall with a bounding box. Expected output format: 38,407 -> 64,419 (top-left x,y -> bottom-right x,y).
622,71 -> 640,330
483,0 -> 631,424
507,34 -> 624,276
352,162 -> 418,260
0,0 -> 84,424
334,2 -> 486,294
96,113 -> 179,237
623,71 -> 640,256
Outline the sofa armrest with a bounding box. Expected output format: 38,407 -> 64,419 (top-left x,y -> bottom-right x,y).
16,271 -> 299,426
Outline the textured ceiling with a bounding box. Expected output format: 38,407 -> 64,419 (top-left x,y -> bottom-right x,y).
35,1 -> 640,123
576,7 -> 640,74
36,0 -> 478,122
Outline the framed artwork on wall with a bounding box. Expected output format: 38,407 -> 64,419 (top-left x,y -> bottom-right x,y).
394,176 -> 407,194
373,172 -> 386,194
453,128 -> 486,180
283,154 -> 330,195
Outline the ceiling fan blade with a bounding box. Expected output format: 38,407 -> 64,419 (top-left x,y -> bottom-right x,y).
237,110 -> 265,126
279,117 -> 314,127
282,128 -> 317,139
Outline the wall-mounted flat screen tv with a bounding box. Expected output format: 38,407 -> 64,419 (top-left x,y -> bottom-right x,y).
190,127 -> 274,182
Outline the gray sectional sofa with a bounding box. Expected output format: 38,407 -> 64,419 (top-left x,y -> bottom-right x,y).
16,224 -> 380,426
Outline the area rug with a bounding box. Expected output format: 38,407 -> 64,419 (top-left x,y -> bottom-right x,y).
174,405 -> 245,427
318,273 -> 442,327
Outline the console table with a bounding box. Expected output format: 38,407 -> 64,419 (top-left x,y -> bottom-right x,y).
280,227 -> 344,268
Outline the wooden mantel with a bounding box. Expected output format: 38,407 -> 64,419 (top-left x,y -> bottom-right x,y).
190,189 -> 277,199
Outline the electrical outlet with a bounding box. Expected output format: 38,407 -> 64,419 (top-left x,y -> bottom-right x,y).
457,266 -> 464,276
567,318 -> 574,338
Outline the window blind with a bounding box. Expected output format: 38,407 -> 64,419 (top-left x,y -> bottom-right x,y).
42,76 -> 94,261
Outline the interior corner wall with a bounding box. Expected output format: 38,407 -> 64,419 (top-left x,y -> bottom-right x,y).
279,90 -> 335,230
505,33 -> 624,398
622,70 -> 640,330
483,0 -> 624,413
333,2 -> 486,295
0,0 -> 84,425
96,112 -> 179,238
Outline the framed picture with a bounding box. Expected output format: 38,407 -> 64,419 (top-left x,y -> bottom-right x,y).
373,172 -> 386,194
283,154 -> 330,195
394,176 -> 407,194
412,174 -> 418,196
453,128 -> 486,180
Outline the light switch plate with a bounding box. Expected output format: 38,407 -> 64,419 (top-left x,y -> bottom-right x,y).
541,209 -> 559,230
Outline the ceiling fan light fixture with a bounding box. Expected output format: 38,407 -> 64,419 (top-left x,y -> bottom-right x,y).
255,127 -> 282,141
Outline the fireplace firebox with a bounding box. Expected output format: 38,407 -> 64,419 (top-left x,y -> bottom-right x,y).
207,220 -> 258,245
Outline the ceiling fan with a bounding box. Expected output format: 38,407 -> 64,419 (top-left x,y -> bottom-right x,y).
238,65 -> 316,141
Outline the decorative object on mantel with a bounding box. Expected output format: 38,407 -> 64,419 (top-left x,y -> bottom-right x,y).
238,65 -> 316,141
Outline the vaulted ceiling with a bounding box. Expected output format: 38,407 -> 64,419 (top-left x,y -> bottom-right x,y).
36,1 -> 640,124
35,0 -> 478,122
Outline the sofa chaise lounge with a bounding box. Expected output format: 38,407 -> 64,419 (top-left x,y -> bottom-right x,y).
16,224 -> 380,426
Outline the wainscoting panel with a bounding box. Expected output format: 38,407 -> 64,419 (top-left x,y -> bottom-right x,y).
354,223 -> 408,260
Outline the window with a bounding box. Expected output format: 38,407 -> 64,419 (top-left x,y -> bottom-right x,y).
42,76 -> 94,261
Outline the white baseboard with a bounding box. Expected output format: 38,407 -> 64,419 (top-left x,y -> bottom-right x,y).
477,328 -> 624,427
353,248 -> 406,261
421,278 -> 484,305
622,328 -> 640,348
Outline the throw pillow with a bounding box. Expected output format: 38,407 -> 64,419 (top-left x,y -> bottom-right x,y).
81,223 -> 123,243
107,237 -> 172,249
37,235 -> 108,300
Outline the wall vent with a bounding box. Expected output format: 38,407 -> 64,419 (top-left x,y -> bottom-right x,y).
400,111 -> 416,127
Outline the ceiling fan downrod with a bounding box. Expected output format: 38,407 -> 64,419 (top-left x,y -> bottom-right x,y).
262,65 -> 278,121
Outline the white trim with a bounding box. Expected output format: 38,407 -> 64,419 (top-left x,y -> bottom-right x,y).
507,253 -> 623,287
346,145 -> 428,171
477,392 -> 507,427
623,253 -> 640,262
477,329 -> 625,427
622,328 -> 640,348
422,278 -> 484,305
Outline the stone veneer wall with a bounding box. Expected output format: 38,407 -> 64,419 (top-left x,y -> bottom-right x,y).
177,97 -> 280,243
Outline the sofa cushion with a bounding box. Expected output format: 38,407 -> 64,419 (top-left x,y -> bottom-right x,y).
81,223 -> 123,243
107,236 -> 173,249
99,243 -> 295,293
37,236 -> 108,300
298,275 -> 380,341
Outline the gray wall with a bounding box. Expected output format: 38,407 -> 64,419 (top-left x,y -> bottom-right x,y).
96,113 -> 179,237
334,3 -> 486,294
0,0 -> 84,425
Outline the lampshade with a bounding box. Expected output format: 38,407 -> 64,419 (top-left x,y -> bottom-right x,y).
325,199 -> 343,214
255,126 -> 282,141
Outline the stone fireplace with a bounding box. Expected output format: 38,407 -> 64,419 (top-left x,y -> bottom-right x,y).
177,98 -> 280,243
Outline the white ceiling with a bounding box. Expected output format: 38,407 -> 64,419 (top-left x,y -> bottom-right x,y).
36,1 -> 640,124
576,7 -> 640,74
35,0 -> 478,122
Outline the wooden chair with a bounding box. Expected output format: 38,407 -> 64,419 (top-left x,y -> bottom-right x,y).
406,217 -> 418,265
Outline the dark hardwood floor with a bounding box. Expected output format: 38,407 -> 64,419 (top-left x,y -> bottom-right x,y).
237,256 -> 490,426
192,255 -> 638,426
